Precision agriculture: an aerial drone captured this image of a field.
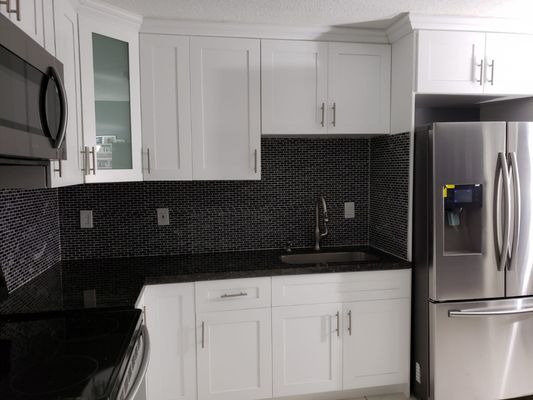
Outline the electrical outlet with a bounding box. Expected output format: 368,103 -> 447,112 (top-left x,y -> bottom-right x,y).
344,202 -> 355,219
157,208 -> 170,226
80,210 -> 93,228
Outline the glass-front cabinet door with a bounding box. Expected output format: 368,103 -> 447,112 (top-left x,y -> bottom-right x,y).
78,12 -> 142,183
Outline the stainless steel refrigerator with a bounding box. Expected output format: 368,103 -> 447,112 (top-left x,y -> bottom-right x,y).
413,121 -> 533,400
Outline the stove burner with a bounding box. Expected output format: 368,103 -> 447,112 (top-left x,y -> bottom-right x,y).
11,355 -> 98,395
67,317 -> 120,341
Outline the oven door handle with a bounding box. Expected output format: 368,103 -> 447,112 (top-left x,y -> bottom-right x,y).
125,325 -> 151,400
49,66 -> 68,150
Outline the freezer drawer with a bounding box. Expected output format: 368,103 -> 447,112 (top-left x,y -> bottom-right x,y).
430,298 -> 533,400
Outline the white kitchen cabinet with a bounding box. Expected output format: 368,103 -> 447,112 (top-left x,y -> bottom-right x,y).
190,36 -> 261,180
328,42 -> 391,134
78,12 -> 143,183
484,33 -> 533,95
140,34 -> 192,180
342,299 -> 410,390
42,0 -> 55,54
143,283 -> 197,400
196,308 -> 272,400
6,0 -> 44,46
261,40 -> 390,135
417,30 -> 486,94
261,40 -> 328,135
272,303 -> 342,397
49,0 -> 84,187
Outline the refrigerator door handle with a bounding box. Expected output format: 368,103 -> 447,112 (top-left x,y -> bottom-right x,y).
497,152 -> 512,271
449,307 -> 533,317
508,152 -> 521,270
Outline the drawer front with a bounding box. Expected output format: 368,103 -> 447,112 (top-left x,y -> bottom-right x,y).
196,277 -> 271,312
272,270 -> 411,306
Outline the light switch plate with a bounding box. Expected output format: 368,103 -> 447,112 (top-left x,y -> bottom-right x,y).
344,202 -> 355,219
157,208 -> 170,226
80,210 -> 93,228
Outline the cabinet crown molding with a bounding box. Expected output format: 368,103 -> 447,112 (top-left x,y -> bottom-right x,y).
387,13 -> 533,43
78,0 -> 143,29
141,18 -> 390,44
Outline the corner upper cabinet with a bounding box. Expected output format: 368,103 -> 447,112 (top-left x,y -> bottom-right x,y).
417,30 -> 486,94
49,0 -> 84,187
328,43 -> 391,134
6,0 -> 44,46
190,37 -> 261,180
78,11 -> 143,183
140,34 -> 192,180
261,40 -> 328,135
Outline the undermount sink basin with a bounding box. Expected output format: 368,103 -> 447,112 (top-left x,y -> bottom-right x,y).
280,251 -> 379,265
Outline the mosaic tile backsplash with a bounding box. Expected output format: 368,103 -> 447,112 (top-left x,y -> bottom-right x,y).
59,138 -> 371,260
0,189 -> 61,292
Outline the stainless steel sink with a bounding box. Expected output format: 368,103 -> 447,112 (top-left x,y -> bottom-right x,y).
280,251 -> 379,265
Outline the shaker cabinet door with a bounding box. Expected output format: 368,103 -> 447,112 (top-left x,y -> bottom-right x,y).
261,39 -> 328,135
342,299 -> 410,390
417,30 -> 486,94
327,42 -> 390,134
49,0 -> 84,187
272,303 -> 342,397
144,283 -> 197,400
140,34 -> 192,180
484,33 -> 533,95
196,308 -> 272,400
190,36 -> 261,180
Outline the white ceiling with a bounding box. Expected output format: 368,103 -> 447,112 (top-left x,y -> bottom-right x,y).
99,0 -> 533,27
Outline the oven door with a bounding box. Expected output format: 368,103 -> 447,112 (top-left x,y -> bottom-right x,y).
0,14 -> 67,160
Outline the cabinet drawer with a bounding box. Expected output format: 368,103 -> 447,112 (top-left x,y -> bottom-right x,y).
196,277 -> 271,312
272,270 -> 410,306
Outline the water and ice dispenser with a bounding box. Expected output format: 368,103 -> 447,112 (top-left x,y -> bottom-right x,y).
443,184 -> 483,254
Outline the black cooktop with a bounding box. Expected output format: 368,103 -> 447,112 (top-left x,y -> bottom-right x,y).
0,308 -> 142,400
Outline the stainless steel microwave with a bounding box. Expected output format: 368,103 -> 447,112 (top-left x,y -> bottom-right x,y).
0,13 -> 67,162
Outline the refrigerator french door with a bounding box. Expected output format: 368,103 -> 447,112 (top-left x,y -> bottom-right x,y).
413,122 -> 533,400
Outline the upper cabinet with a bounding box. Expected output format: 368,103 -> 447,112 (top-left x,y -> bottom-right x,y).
78,12 -> 143,183
140,34 -> 193,180
261,40 -> 391,135
190,37 -> 261,180
417,30 -> 533,95
49,0 -> 84,187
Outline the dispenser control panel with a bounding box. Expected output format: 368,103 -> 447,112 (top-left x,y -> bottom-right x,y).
444,184 -> 483,209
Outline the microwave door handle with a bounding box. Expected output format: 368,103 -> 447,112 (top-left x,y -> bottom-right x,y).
49,66 -> 68,150
125,325 -> 151,400
497,152 -> 512,271
509,152 -> 521,270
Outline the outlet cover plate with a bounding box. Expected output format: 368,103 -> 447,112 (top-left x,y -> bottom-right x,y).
80,210 -> 93,228
157,208 -> 170,226
344,202 -> 355,219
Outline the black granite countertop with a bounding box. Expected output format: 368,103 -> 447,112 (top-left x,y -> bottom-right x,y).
0,246 -> 410,317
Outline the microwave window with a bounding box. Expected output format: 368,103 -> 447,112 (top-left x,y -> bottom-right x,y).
0,45 -> 47,137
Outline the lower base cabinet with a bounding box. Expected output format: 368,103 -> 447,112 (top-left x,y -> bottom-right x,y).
272,304 -> 342,397
196,308 -> 272,400
342,299 -> 410,390
143,283 -> 197,400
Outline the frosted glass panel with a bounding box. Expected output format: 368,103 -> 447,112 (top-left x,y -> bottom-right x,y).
92,33 -> 132,170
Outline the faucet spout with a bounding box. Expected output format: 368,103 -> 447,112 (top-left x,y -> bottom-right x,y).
314,195 -> 329,251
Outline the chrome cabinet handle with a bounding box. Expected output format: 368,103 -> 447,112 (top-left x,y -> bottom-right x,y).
220,292 -> 247,298
476,59 -> 484,85
488,60 -> 495,86
82,147 -> 90,176
509,152 -> 521,270
449,307 -> 533,317
332,103 -> 336,127
90,146 -> 96,175
201,321 -> 205,349
497,152 -> 511,271
0,0 -> 20,21
143,148 -> 151,174
320,102 -> 325,127
254,149 -> 258,173
335,311 -> 340,337
53,160 -> 63,178
347,310 -> 352,336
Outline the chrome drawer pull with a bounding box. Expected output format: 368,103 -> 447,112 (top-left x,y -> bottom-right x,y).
335,311 -> 340,337
220,292 -> 248,299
